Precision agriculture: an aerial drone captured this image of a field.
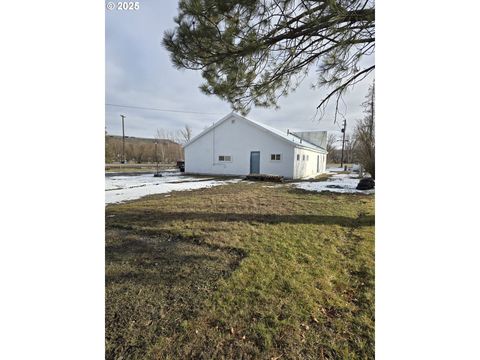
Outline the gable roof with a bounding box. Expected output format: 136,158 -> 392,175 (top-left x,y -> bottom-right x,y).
184,112 -> 327,153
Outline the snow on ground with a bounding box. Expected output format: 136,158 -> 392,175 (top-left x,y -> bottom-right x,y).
325,167 -> 345,173
106,172 -> 241,205
292,170 -> 374,194
106,169 -> 372,204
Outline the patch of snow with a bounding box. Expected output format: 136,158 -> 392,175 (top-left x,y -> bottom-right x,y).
292,172 -> 374,194
106,173 -> 241,205
326,167 -> 345,172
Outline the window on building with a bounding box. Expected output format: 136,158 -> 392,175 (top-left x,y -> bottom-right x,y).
218,155 -> 232,162
302,155 -> 306,160
307,155 -> 309,161
297,154 -> 300,161
271,154 -> 281,161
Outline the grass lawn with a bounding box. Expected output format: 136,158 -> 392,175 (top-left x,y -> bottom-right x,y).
105,181 -> 374,359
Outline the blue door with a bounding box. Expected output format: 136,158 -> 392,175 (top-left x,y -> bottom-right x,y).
250,151 -> 260,174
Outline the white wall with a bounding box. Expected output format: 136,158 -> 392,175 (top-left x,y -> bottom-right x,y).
293,148 -> 327,179
185,116 -> 295,178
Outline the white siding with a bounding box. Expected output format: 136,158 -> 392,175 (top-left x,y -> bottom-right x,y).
293,148 -> 327,179
185,116 -> 295,178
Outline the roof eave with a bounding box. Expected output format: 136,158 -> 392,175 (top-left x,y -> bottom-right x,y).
294,143 -> 328,154
183,112 -> 235,148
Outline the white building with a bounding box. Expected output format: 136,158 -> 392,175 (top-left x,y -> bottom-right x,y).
183,113 -> 328,179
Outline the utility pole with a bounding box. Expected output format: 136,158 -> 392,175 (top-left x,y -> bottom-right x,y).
120,114 -> 126,164
155,141 -> 159,175
340,119 -> 347,169
370,81 -> 374,137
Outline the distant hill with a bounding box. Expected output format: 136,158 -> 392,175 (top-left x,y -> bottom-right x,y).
106,135 -> 178,145
105,135 -> 183,163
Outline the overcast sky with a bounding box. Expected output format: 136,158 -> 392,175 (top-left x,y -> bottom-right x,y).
106,1 -> 374,141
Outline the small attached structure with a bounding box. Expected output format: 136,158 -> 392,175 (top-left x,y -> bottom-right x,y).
183,113 -> 327,179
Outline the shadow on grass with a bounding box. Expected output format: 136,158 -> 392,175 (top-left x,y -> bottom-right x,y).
105,230 -> 245,360
107,211 -> 374,228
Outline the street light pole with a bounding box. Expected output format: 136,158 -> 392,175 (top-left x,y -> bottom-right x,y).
155,141 -> 159,175
120,115 -> 126,164
340,119 -> 347,169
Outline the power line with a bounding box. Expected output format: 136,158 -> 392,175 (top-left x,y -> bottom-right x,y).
105,103 -> 223,115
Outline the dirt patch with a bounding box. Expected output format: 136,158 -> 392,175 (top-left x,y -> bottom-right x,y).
165,178 -> 215,184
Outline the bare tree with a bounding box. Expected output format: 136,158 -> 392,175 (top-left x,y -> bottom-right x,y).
178,125 -> 193,144
354,82 -> 375,178
155,129 -> 167,163
105,129 -> 114,163
326,134 -> 337,154
134,144 -> 147,163
126,144 -> 135,163
344,134 -> 357,164
326,133 -> 338,164
155,128 -> 184,162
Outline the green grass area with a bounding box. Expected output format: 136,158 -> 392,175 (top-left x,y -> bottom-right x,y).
106,182 -> 374,359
